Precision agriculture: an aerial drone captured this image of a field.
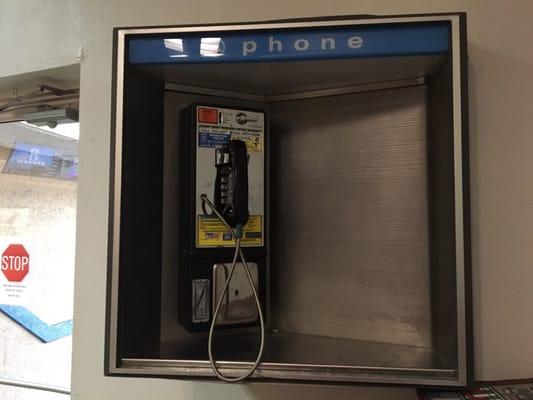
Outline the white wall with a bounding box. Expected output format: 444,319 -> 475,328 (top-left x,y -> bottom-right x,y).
0,0 -> 81,78
68,0 -> 531,398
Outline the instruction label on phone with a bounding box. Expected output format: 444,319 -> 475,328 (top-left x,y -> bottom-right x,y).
197,215 -> 263,247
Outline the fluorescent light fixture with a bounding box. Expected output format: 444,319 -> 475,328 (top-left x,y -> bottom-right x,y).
19,121 -> 80,140
200,37 -> 224,57
164,38 -> 188,58
164,38 -> 184,52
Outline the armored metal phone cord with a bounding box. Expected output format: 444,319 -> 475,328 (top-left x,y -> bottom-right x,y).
200,194 -> 265,382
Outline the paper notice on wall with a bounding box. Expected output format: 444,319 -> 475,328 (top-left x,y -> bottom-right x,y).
0,237 -> 34,306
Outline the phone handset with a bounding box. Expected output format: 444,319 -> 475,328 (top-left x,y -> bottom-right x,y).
200,139 -> 265,382
214,140 -> 249,230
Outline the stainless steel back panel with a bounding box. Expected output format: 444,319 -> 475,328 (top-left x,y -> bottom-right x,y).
271,86 -> 432,348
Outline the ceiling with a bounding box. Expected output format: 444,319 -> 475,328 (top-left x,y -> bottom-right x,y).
137,54 -> 445,96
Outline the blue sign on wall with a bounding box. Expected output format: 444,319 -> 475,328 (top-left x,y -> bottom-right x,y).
6,141 -> 55,168
128,23 -> 450,64
2,141 -> 79,180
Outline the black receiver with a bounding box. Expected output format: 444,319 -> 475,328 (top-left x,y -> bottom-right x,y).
214,140 -> 250,228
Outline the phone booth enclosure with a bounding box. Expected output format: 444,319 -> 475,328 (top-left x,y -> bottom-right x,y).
106,14 -> 471,387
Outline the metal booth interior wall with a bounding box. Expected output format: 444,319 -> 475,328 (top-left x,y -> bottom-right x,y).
107,14 -> 470,387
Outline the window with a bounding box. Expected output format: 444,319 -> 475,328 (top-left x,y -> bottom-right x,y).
0,121 -> 77,398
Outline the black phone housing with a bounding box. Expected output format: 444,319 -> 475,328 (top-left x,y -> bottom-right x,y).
178,104 -> 268,332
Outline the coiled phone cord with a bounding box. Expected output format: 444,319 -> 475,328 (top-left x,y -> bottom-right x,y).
200,194 -> 265,382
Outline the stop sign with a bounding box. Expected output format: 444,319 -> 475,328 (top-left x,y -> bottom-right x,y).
1,244 -> 30,282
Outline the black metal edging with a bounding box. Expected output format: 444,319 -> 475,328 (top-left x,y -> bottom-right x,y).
458,12 -> 474,389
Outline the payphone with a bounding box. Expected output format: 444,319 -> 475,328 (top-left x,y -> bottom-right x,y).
107,13 -> 471,387
178,104 -> 267,380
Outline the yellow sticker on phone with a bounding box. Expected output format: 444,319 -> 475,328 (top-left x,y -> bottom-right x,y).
197,215 -> 262,247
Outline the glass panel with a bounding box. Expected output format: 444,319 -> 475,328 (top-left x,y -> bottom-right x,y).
0,121 -> 77,395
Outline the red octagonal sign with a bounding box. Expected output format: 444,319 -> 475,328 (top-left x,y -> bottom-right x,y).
1,244 -> 30,282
